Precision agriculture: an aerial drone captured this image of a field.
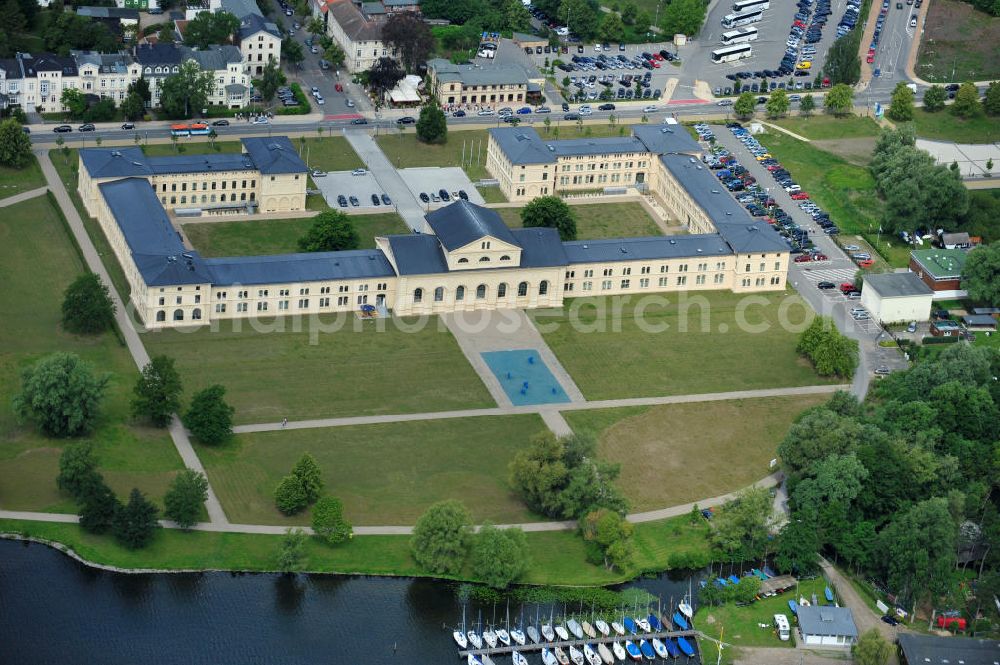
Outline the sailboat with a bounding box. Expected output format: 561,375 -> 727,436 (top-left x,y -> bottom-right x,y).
497,628 -> 511,647
527,624 -> 541,644
651,639 -> 669,658
636,616 -> 651,633
676,636 -> 695,657
647,613 -> 662,632
455,605 -> 470,649
582,620 -> 597,639
623,617 -> 638,635
482,656 -> 496,665
612,641 -> 627,661
584,643 -> 603,665
555,623 -> 570,641
595,619 -> 610,637
638,639 -> 655,660
568,645 -> 586,665
554,646 -> 570,665
567,618 -> 584,639
665,639 -> 680,658
511,627 -> 525,646
624,640 -> 642,662
483,628 -> 498,649
678,579 -> 694,619
597,642 -> 615,664
542,619 -> 556,642
611,620 -> 625,636
468,655 -> 483,665
541,647 -> 559,665
512,651 -> 528,665
672,612 -> 688,631
468,631 -> 483,650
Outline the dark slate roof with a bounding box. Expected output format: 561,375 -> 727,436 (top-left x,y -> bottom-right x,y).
864,272 -> 933,298
796,606 -> 858,639
425,200 -> 519,251
76,6 -> 140,19
205,250 -> 396,286
181,45 -> 243,70
632,123 -> 702,155
510,227 -> 568,267
239,12 -> 281,40
240,137 -> 308,174
898,634 -> 1000,665
549,136 -> 649,158
133,43 -> 183,67
18,52 -> 78,77
385,233 -> 449,275
659,153 -> 787,254
220,0 -> 263,19
563,234 -> 733,264
98,178 -> 212,286
79,147 -> 153,178
151,152 -> 255,174
488,127 -> 556,165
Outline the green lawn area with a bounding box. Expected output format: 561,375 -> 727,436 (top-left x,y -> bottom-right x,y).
0,155 -> 46,201
757,131 -> 884,237
141,137 -> 364,171
532,292 -> 837,400
143,317 -> 493,425
198,414 -> 547,525
916,0 -> 1000,83
695,577 -> 830,647
565,394 -> 828,512
0,196 -> 186,514
910,108 -> 1000,144
182,212 -> 408,256
477,186 -> 508,204
496,202 -> 663,239
770,114 -> 881,140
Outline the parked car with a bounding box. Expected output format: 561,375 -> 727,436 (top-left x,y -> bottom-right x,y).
351,118 -> 368,125
252,116 -> 269,125
381,193 -> 391,205
439,189 -> 451,201
419,192 -> 429,203
311,170 -> 326,177
817,281 -> 836,289
881,614 -> 899,626
458,190 -> 469,201
371,193 -> 380,206
345,99 -> 356,108
452,110 -> 466,117
349,195 -> 359,206
78,123 -> 96,132
337,194 -> 348,207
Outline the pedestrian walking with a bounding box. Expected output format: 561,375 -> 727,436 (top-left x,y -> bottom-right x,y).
282,417 -> 288,428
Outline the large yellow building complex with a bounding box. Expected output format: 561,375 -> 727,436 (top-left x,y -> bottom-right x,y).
80,131 -> 789,330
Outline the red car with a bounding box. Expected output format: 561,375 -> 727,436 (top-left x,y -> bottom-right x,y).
840,282 -> 855,293
812,253 -> 829,261
867,53 -> 875,64
822,77 -> 831,87
766,164 -> 783,171
335,83 -> 343,92
793,19 -> 806,27
650,60 -> 660,68
790,192 -> 810,200
652,53 -> 664,60
794,254 -> 812,263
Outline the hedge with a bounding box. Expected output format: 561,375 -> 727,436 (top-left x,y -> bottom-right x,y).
276,82 -> 312,116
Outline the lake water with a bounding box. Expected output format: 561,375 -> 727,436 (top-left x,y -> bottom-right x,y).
0,539 -> 709,665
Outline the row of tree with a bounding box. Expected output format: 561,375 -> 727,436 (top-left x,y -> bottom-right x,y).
732,84 -> 854,120
796,316 -> 859,379
888,81 -> 1000,121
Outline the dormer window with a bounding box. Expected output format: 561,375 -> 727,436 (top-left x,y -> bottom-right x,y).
457,258 -> 469,263
499,255 -> 511,261
479,256 -> 490,262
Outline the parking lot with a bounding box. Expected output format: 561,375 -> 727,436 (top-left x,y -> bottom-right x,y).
313,171 -> 393,211
398,167 -> 484,209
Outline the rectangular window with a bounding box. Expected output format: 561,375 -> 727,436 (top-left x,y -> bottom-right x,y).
622,267 -> 631,276
620,279 -> 630,289
603,268 -> 613,276
215,304 -> 226,313
696,275 -> 706,285
564,283 -> 574,292
583,269 -> 594,278
641,266 -> 650,275
640,278 -> 649,288
298,299 -> 309,308
676,276 -> 687,286
774,261 -> 781,271
601,280 -> 612,290
278,301 -> 289,310
320,297 -> 330,307
299,288 -> 310,296
582,281 -> 592,291
256,302 -> 268,311
237,302 -> 248,312
337,296 -> 349,306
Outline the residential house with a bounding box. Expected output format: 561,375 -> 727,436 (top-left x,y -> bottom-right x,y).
73,51 -> 143,104
316,0 -> 398,73
239,13 -> 282,75
796,606 -> 858,648
134,43 -> 249,109
427,58 -> 530,109
909,248 -> 968,298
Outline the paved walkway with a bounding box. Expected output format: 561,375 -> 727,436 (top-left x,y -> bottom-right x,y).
0,186 -> 50,208
342,129 -> 427,232
36,150 -> 230,526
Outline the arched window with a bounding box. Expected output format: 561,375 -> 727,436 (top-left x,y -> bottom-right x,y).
539,280 -> 549,296
173,309 -> 184,321
476,284 -> 487,299
201,195 -> 207,203
500,255 -> 511,261
156,310 -> 166,322
413,288 -> 423,303
456,286 -> 465,301
192,308 -> 202,320
479,256 -> 490,262
434,286 -> 444,302
457,258 -> 469,264
497,283 -> 507,298
517,281 -> 528,297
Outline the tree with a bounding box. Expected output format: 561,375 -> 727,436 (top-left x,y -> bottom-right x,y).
824,83 -> 854,116
886,82 -> 914,121
57,442 -> 101,499
277,528 -> 307,573
128,78 -> 151,105
878,497 -> 957,603
306,16 -> 324,35
61,273 -> 115,337
158,23 -> 176,45
711,486 -> 775,560
951,82 -> 982,118
381,12 -> 433,72
282,37 -> 304,68
733,91 -> 755,118
184,10 -> 239,48
621,1 -> 638,24
416,104 -> 447,144
599,12 -> 625,42
312,496 -> 353,545
291,453 -> 324,504
852,629 -> 891,665
44,12 -> 117,56
580,508 -> 634,570
0,119 -> 27,170
520,196 -> 577,241
796,316 -> 859,378
791,94 -> 813,117
131,355 -> 183,427
498,0 -> 533,32
962,241 -> 1000,306
182,384 -> 234,445
61,88 -> 89,118
923,84 -> 947,112
78,476 -> 120,534
410,499 -> 472,575
367,56 -> 404,101
323,41 -> 345,70
275,474 -> 309,515
113,488 -> 160,549
658,0 -> 706,36
471,524 -> 529,588
557,0 -> 601,40
258,56 -> 286,102
163,469 -> 208,529
774,518 -> 819,574
984,80 -> 1000,116
120,92 -> 145,121
159,60 -> 215,119
823,33 -> 861,85
766,88 -> 790,118
14,353 -> 109,438
297,211 -> 359,252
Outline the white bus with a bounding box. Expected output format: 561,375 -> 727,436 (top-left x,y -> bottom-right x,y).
720,26 -> 759,44
711,43 -> 753,63
733,0 -> 769,12
721,8 -> 764,28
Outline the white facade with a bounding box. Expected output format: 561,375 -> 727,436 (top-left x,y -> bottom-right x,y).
860,273 -> 934,324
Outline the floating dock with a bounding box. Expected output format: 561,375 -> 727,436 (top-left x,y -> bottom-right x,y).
457,629 -> 699,658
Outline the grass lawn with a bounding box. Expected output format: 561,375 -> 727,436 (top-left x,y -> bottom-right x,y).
757,131 -> 883,237
141,137 -> 364,171
0,196 -> 186,514
531,292 -> 836,400
143,317 -> 493,425
0,155 -> 46,201
916,0 -> 1000,83
198,414 -> 547,525
496,202 -> 663,239
695,577 -> 829,648
565,394 -> 828,512
910,108 -> 1000,144
182,212 -> 408,256
477,186 -> 508,204
770,114 -> 881,140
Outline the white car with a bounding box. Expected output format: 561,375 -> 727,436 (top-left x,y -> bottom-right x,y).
643,104 -> 657,112
477,108 -> 495,116
579,105 -> 593,115
717,99 -> 733,106
252,116 -> 269,125
314,95 -> 325,105
351,168 -> 367,176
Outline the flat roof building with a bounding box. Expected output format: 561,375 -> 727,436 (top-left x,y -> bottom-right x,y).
796,606 -> 858,648
860,272 -> 934,323
898,634 -> 1000,665
910,248 -> 968,298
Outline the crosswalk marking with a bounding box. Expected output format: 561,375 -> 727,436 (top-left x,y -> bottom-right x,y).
797,267 -> 857,283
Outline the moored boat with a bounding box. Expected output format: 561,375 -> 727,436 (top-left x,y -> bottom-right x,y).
638,639 -> 656,660
597,642 -> 615,664
527,625 -> 541,644
554,646 -> 570,665
497,628 -> 511,647
482,656 -> 496,665
512,650 -> 528,665
454,630 -> 469,649
468,655 -> 483,665
672,612 -> 688,631
824,587 -> 834,603
677,636 -> 695,657
595,619 -> 610,636
623,617 -> 638,635
678,600 -> 693,619
582,620 -> 597,639
624,640 -> 642,662
611,621 -> 625,636
584,643 -> 602,665
468,632 -> 483,650
612,641 -> 627,661
647,614 -> 662,631
484,629 -> 498,648
728,575 -> 740,584
636,617 -> 651,632
665,639 -> 680,658
555,624 -> 570,641
651,639 -> 669,659
511,628 -> 526,646
541,647 -> 559,665
542,623 -> 555,642
568,645 -> 586,665
567,619 -> 584,639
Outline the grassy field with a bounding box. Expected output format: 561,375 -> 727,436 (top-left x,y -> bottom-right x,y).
770,114 -> 881,140
910,108 -> 1000,144
198,414 -> 547,525
0,196 -> 186,514
143,317 -> 492,425
0,155 -> 46,200
565,394 -> 828,511
182,212 -> 408,256
695,577 -> 829,647
531,292 -> 836,400
142,136 -> 364,172
916,0 -> 1000,83
496,202 -> 663,239
478,186 -> 509,204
